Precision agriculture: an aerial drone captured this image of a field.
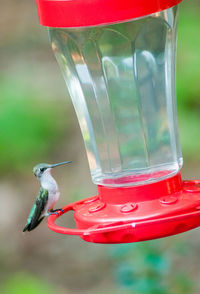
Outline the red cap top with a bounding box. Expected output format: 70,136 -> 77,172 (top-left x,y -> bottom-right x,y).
36,0 -> 183,28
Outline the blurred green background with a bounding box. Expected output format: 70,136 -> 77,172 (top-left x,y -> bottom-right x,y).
0,1 -> 200,293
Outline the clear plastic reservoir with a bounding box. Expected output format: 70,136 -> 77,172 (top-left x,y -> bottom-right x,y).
48,6 -> 182,187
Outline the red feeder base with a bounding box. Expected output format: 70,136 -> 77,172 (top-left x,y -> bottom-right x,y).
47,173 -> 200,243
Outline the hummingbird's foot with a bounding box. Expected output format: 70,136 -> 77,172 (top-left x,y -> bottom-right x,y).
48,211 -> 60,216
50,208 -> 64,213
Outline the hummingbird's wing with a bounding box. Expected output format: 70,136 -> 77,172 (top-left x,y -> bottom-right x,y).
23,188 -> 48,232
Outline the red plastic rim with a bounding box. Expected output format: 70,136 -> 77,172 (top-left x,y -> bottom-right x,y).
47,203 -> 200,236
36,0 -> 183,28
47,175 -> 200,244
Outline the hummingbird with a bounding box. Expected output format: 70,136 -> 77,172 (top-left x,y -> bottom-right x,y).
23,161 -> 71,232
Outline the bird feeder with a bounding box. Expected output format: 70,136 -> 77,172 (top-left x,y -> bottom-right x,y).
36,0 -> 200,243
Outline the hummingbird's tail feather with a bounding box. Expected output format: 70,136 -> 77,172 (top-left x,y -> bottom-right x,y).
23,223 -> 29,232
23,216 -> 45,232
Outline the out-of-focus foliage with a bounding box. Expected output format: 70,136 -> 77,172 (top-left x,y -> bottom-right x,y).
1,272 -> 55,294
110,241 -> 194,294
177,4 -> 200,159
0,77 -> 68,175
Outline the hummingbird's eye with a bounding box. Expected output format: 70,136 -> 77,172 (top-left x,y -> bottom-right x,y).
40,168 -> 45,173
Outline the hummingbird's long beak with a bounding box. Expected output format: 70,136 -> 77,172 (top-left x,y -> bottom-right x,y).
50,161 -> 72,168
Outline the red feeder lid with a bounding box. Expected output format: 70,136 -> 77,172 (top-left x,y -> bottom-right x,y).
36,0 -> 183,28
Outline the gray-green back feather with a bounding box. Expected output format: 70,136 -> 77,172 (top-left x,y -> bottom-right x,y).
23,188 -> 48,232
